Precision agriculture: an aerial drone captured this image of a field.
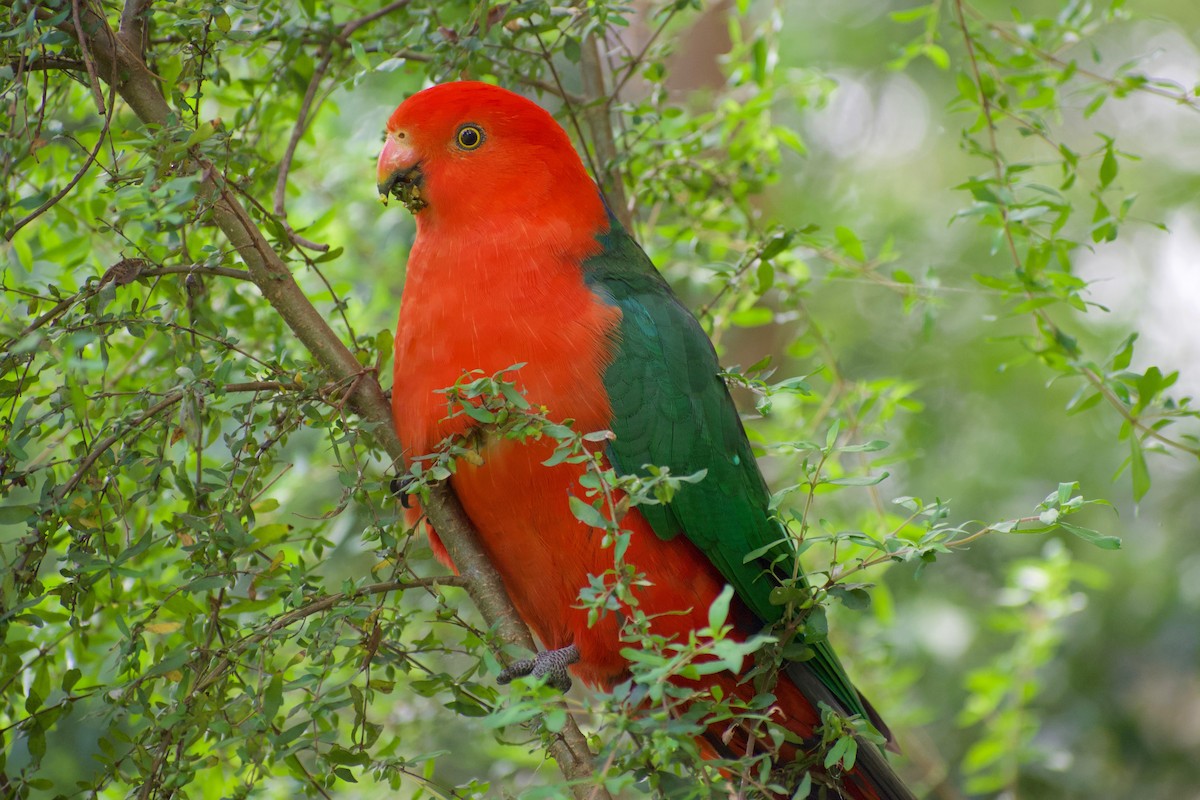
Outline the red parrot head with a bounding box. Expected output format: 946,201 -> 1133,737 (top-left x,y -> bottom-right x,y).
376,81 -> 604,233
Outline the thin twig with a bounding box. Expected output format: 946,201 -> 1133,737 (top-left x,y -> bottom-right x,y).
273,0 -> 413,252
954,0 -> 1200,459
71,0 -> 107,113
193,577 -> 467,693
4,8 -> 116,241
140,264 -> 252,281
51,381 -> 296,502
970,8 -> 1200,113
607,5 -> 678,103
4,54 -> 85,73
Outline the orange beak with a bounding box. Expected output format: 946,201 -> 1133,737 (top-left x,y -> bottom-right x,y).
376,134 -> 421,206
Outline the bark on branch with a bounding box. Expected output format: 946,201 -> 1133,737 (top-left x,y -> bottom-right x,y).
580,34 -> 633,231
54,5 -> 607,796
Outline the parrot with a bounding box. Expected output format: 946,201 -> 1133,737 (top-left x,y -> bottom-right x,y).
377,80 -> 914,800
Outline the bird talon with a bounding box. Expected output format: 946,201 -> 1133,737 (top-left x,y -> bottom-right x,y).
497,644 -> 579,692
390,475 -> 415,508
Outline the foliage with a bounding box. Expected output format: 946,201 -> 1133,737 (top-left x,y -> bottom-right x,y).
2,0 -> 1199,798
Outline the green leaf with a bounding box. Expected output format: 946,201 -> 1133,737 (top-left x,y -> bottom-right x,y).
923,44 -> 950,70
823,735 -> 850,768
328,746 -> 370,766
1059,521 -> 1122,550
0,504 -> 35,525
729,307 -> 774,327
562,37 -> 581,63
1135,366 -> 1163,412
841,736 -> 859,771
568,496 -> 609,530
1129,436 -> 1150,501
802,606 -> 828,642
827,472 -> 889,486
836,440 -> 888,453
1099,142 -> 1118,188
263,673 -> 283,720
460,403 -> 495,423
62,668 -> 82,693
790,772 -> 813,799
834,226 -> 866,261
185,121 -> 218,147
829,586 -> 871,610
708,584 -> 734,631
350,40 -> 371,71
890,6 -> 931,22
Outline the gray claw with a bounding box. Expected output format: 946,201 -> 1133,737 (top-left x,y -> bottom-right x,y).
497,644 -> 580,692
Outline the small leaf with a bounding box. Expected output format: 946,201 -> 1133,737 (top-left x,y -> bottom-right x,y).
350,40 -> 371,71
803,606 -> 828,642
185,121 -> 218,148
729,307 -> 773,327
923,44 -> 950,70
562,37 -> 581,63
823,735 -> 850,768
0,504 -> 35,525
827,472 -> 889,487
568,496 -> 609,530
1099,143 -> 1118,188
830,586 -> 871,610
1059,521 -> 1122,550
842,736 -> 859,771
708,585 -> 734,631
834,226 -> 866,261
1129,437 -> 1150,501
837,440 -> 889,453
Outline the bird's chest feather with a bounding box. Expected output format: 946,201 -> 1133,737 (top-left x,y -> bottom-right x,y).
390,235 -> 645,670
392,236 -> 621,459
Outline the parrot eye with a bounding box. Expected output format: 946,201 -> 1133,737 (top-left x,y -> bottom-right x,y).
455,124 -> 484,151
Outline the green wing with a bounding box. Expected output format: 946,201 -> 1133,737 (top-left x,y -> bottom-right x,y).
582,218 -> 872,724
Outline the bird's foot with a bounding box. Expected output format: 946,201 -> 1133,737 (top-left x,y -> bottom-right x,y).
497,644 -> 580,692
389,474 -> 414,508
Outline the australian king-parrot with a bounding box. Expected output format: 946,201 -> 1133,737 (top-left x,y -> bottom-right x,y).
377,81 -> 913,800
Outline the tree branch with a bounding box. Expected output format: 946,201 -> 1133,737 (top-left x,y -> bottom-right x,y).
117,0 -> 152,57
51,6 -> 607,796
193,577 -> 467,693
3,2 -> 116,241
5,54 -> 84,72
580,33 -> 633,231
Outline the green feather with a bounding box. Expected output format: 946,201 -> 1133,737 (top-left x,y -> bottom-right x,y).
582,216 -> 876,727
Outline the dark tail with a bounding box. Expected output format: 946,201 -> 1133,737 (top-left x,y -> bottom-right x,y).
783,662 -> 917,800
